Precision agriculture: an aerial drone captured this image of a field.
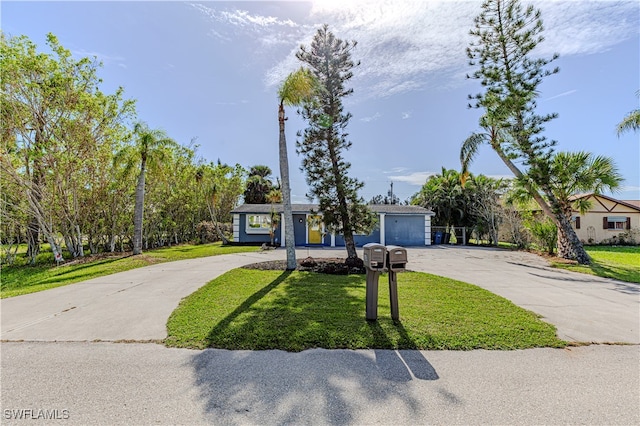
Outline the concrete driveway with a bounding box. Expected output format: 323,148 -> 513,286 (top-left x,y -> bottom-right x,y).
406,246 -> 639,344
2,246 -> 638,344
2,246 -> 639,425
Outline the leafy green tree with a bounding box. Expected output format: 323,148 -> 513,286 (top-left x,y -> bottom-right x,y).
116,122 -> 177,255
1,31 -> 134,262
465,0 -> 590,264
278,67 -> 319,270
296,25 -> 375,263
467,174 -> 509,245
244,165 -> 275,204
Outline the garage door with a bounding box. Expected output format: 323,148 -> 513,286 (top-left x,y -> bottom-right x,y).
385,215 -> 425,246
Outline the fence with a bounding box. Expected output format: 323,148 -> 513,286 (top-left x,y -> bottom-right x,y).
430,226 -> 467,245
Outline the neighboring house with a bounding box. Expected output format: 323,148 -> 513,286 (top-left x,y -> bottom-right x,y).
231,204 -> 435,247
569,193 -> 640,244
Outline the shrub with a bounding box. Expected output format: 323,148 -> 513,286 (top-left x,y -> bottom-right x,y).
195,221 -> 232,244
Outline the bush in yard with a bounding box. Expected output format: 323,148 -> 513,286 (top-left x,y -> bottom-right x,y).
196,221 -> 232,244
527,217 -> 557,255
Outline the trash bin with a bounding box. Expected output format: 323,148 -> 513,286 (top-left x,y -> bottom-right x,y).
434,231 -> 443,244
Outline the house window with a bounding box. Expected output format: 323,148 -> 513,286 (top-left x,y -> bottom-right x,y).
572,215 -> 580,229
603,216 -> 630,230
246,214 -> 271,234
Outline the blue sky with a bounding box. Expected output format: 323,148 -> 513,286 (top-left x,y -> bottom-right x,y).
3,0 -> 639,203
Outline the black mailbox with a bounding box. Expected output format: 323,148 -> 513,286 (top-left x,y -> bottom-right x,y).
386,245 -> 407,271
363,243 -> 387,271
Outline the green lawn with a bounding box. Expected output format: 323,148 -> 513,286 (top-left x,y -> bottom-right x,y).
165,269 -> 565,351
0,243 -> 258,298
551,246 -> 640,283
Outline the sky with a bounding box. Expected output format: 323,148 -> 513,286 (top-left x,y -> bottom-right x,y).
2,0 -> 639,203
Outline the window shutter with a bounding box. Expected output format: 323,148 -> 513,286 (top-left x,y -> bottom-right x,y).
603,217 -> 608,229
627,217 -> 631,230
575,217 -> 580,229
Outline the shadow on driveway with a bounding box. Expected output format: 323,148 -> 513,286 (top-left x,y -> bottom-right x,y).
189,347 -> 439,424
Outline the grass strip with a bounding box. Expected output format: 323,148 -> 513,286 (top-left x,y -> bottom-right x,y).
166,269 -> 565,351
0,243 -> 258,298
551,246 -> 640,283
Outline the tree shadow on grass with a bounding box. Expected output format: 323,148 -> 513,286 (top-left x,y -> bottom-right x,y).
204,270 -> 292,347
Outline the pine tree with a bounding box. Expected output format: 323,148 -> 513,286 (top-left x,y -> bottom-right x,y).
465,0 -> 590,264
296,25 -> 374,262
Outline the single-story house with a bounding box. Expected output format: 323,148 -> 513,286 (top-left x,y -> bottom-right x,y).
231,204 -> 435,247
569,193 -> 640,244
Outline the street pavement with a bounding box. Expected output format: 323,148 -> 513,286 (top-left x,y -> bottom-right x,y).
1,246 -> 639,425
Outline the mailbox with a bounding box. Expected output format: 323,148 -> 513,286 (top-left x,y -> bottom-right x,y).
363,243 -> 387,271
386,245 -> 407,271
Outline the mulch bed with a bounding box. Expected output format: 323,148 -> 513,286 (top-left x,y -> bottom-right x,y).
242,257 -> 366,275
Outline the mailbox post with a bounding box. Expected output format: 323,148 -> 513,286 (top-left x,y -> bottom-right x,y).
363,243 -> 387,320
386,245 -> 407,321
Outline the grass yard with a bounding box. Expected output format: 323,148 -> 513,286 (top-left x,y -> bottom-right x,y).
551,246 -> 640,283
0,243 -> 258,298
165,268 -> 565,351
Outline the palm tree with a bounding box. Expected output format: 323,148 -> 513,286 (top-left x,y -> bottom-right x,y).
244,165 -> 274,204
461,114 -> 591,264
116,122 -> 177,255
413,168 -> 466,234
505,151 -> 622,252
547,151 -> 623,220
617,90 -> 640,136
278,67 -> 319,270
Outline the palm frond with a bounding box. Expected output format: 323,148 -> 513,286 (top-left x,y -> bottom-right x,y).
279,67 -> 319,107
616,109 -> 640,136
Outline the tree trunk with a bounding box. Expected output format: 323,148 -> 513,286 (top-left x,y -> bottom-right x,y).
133,160 -> 146,255
279,102 -> 297,270
493,147 -> 590,264
26,218 -> 40,265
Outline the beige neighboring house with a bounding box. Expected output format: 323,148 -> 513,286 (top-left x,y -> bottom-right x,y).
569,193 -> 640,244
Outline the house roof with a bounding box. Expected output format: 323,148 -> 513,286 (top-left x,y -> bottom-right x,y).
231,203 -> 435,215
568,193 -> 640,213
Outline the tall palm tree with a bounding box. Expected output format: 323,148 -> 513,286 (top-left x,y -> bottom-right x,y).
278,67 -> 319,270
116,122 -> 177,255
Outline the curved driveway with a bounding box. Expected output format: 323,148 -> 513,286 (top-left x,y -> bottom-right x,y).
2,246 -> 639,425
1,246 -> 638,343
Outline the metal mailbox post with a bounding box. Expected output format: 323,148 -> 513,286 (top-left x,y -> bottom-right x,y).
386,245 -> 407,321
363,243 -> 387,320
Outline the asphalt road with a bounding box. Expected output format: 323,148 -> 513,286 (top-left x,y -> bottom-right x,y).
1,343 -> 638,425
1,246 -> 639,425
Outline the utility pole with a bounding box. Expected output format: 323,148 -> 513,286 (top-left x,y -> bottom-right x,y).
387,181 -> 396,205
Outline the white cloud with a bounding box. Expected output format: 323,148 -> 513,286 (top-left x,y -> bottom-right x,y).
72,49 -> 126,68
401,111 -> 412,120
545,89 -> 577,101
360,112 -> 382,122
389,171 -> 438,186
384,167 -> 409,174
266,0 -> 638,98
190,3 -> 302,46
191,1 -> 638,100
619,185 -> 640,193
